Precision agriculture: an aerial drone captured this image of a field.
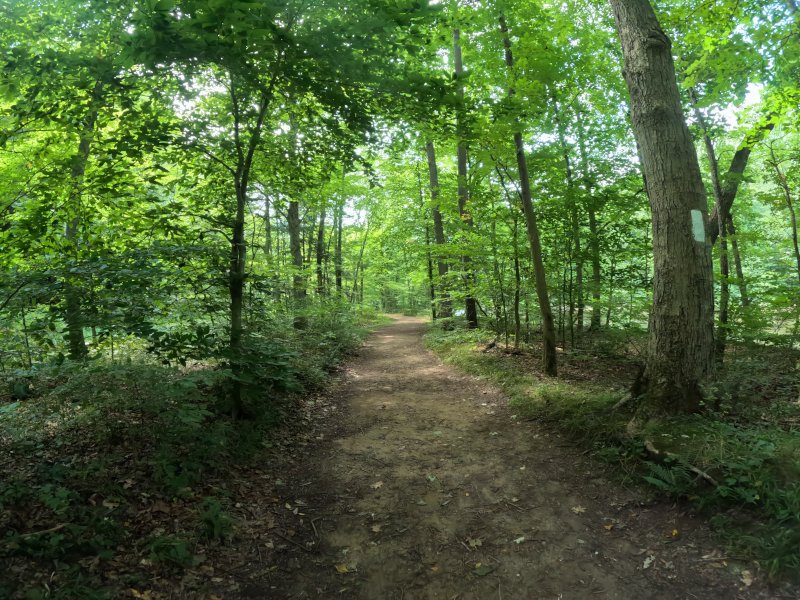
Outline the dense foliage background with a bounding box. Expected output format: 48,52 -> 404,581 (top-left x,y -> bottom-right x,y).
1,0 -> 799,596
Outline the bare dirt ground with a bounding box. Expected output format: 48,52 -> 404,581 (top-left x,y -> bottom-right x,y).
228,316 -> 787,599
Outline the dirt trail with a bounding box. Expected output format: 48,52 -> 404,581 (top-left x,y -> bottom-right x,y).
260,316 -> 770,599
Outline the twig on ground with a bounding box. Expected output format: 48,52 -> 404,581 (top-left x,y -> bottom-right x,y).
311,517 -> 321,539
643,440 -> 720,487
19,524 -> 66,538
274,531 -> 313,553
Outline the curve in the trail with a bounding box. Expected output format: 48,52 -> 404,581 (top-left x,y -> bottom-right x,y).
273,316 -> 761,600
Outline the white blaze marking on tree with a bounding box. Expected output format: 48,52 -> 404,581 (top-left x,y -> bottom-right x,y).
691,210 -> 706,243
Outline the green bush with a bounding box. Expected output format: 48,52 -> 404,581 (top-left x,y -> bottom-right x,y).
199,496 -> 234,541
146,534 -> 196,569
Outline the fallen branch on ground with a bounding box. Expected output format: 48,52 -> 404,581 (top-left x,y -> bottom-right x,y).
643,439 -> 720,487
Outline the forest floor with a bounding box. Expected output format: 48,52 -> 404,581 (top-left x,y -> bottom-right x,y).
222,316 -> 790,600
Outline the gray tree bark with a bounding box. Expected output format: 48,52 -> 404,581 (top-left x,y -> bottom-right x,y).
610,0 -> 715,421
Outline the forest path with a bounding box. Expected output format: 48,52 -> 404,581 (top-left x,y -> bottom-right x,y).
261,316 -> 763,599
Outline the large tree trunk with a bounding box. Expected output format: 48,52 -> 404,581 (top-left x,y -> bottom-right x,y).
610,0 -> 715,421
64,80 -> 104,360
500,15 -> 557,375
425,141 -> 452,318
453,29 -> 479,330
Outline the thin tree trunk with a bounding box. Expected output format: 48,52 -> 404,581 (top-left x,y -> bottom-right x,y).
426,230 -> 436,319
264,195 -> 272,256
425,141 -> 452,318
316,202 -> 326,296
768,147 -> 800,284
335,199 -> 344,295
716,225 -> 730,363
610,0 -> 715,422
500,14 -> 557,375
288,200 -> 307,328
21,304 -> 32,369
606,256 -> 617,326
230,184 -> 247,354
553,94 -> 584,335
418,166 -> 437,320
587,208 -> 602,330
705,117 -> 776,245
692,102 -> 729,363
560,266 -> 567,345
491,215 -> 504,342
575,110 -> 603,330
304,212 -> 315,268
350,221 -> 370,302
228,72 -> 278,416
64,80 -> 104,360
726,216 -> 750,306
513,219 -> 522,349
453,29 -> 479,330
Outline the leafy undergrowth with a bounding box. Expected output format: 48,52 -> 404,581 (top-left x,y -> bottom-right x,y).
0,310 -> 388,599
425,324 -> 800,580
